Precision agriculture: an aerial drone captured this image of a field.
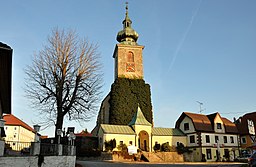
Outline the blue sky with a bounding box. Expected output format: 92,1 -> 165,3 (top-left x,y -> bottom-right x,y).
1,0 -> 256,137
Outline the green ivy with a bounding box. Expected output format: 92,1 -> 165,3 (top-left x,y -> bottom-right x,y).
109,78 -> 153,125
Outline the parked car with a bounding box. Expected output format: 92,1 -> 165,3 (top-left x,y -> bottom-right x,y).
248,152 -> 256,167
235,154 -> 251,162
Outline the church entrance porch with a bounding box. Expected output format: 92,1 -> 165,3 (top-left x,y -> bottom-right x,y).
138,131 -> 149,151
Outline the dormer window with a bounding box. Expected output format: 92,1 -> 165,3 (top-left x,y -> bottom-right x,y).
217,123 -> 222,129
184,123 -> 189,131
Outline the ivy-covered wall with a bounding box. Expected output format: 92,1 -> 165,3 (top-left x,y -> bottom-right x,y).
109,78 -> 153,125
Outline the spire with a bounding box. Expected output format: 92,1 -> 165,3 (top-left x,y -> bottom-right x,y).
116,2 -> 139,45
128,104 -> 151,126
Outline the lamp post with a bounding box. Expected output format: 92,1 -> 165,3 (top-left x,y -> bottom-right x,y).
68,132 -> 76,146
33,124 -> 40,142
217,139 -> 220,161
56,129 -> 63,144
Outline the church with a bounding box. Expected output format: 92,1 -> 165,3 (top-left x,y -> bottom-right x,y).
92,3 -> 186,153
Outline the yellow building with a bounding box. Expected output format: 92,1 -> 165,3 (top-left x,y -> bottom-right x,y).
97,106 -> 186,152
3,114 -> 35,151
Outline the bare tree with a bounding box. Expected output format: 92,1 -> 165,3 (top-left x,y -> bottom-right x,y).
24,28 -> 103,139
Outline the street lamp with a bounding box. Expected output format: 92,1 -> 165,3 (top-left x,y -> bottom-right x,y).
56,129 -> 63,144
33,124 -> 40,142
68,132 -> 76,146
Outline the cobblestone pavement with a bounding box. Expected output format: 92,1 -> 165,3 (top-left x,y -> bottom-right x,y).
76,160 -> 247,167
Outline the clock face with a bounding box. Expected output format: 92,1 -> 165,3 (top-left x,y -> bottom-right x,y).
126,63 -> 135,72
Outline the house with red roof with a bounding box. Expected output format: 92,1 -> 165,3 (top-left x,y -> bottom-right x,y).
3,114 -> 36,151
176,112 -> 239,162
234,112 -> 256,151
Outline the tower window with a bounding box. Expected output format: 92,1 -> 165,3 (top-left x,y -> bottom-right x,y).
127,51 -> 134,62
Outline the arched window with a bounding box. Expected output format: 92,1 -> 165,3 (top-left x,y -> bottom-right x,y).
127,51 -> 134,62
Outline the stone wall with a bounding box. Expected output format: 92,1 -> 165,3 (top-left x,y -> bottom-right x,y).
0,156 -> 75,167
155,152 -> 184,162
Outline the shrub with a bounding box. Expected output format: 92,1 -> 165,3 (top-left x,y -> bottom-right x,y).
104,139 -> 116,152
176,142 -> 192,154
153,143 -> 160,152
161,142 -> 171,152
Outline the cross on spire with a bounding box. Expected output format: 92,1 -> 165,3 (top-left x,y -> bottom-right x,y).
125,2 -> 129,15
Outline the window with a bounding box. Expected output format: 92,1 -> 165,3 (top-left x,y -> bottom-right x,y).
206,135 -> 210,143
5,127 -> 7,130
230,136 -> 234,143
126,51 -> 135,72
206,149 -> 212,159
14,127 -> 17,130
241,137 -> 246,144
223,136 -> 227,143
184,123 -> 189,131
215,136 -> 219,143
190,135 -> 195,143
217,123 -> 222,129
127,51 -> 134,62
129,141 -> 132,145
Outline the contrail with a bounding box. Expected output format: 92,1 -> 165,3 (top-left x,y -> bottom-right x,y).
167,0 -> 202,73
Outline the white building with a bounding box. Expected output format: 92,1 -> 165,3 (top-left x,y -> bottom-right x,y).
176,112 -> 239,162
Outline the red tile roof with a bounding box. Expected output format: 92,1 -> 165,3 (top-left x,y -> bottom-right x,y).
221,117 -> 238,133
75,131 -> 92,137
40,135 -> 48,139
176,112 -> 238,133
235,112 -> 256,135
176,112 -> 213,132
183,112 -> 214,132
3,114 -> 35,132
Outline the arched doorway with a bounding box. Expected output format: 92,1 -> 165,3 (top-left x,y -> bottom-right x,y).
138,130 -> 149,151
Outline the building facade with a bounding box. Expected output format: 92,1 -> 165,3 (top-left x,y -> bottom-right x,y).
98,106 -> 186,152
234,112 -> 256,151
0,42 -> 12,116
3,114 -> 35,151
176,112 -> 239,162
93,3 -> 153,134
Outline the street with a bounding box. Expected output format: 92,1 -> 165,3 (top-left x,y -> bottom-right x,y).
76,161 -> 247,167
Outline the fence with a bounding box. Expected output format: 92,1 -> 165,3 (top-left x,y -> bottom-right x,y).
40,143 -> 59,156
5,141 -> 31,151
4,141 -> 76,156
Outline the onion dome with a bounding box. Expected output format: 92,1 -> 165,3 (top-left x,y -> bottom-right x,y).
116,2 -> 139,45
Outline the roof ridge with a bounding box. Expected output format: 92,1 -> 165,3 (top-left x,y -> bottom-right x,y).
3,114 -> 34,132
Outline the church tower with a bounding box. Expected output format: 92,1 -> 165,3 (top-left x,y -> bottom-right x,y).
92,3 -> 153,134
113,3 -> 144,79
